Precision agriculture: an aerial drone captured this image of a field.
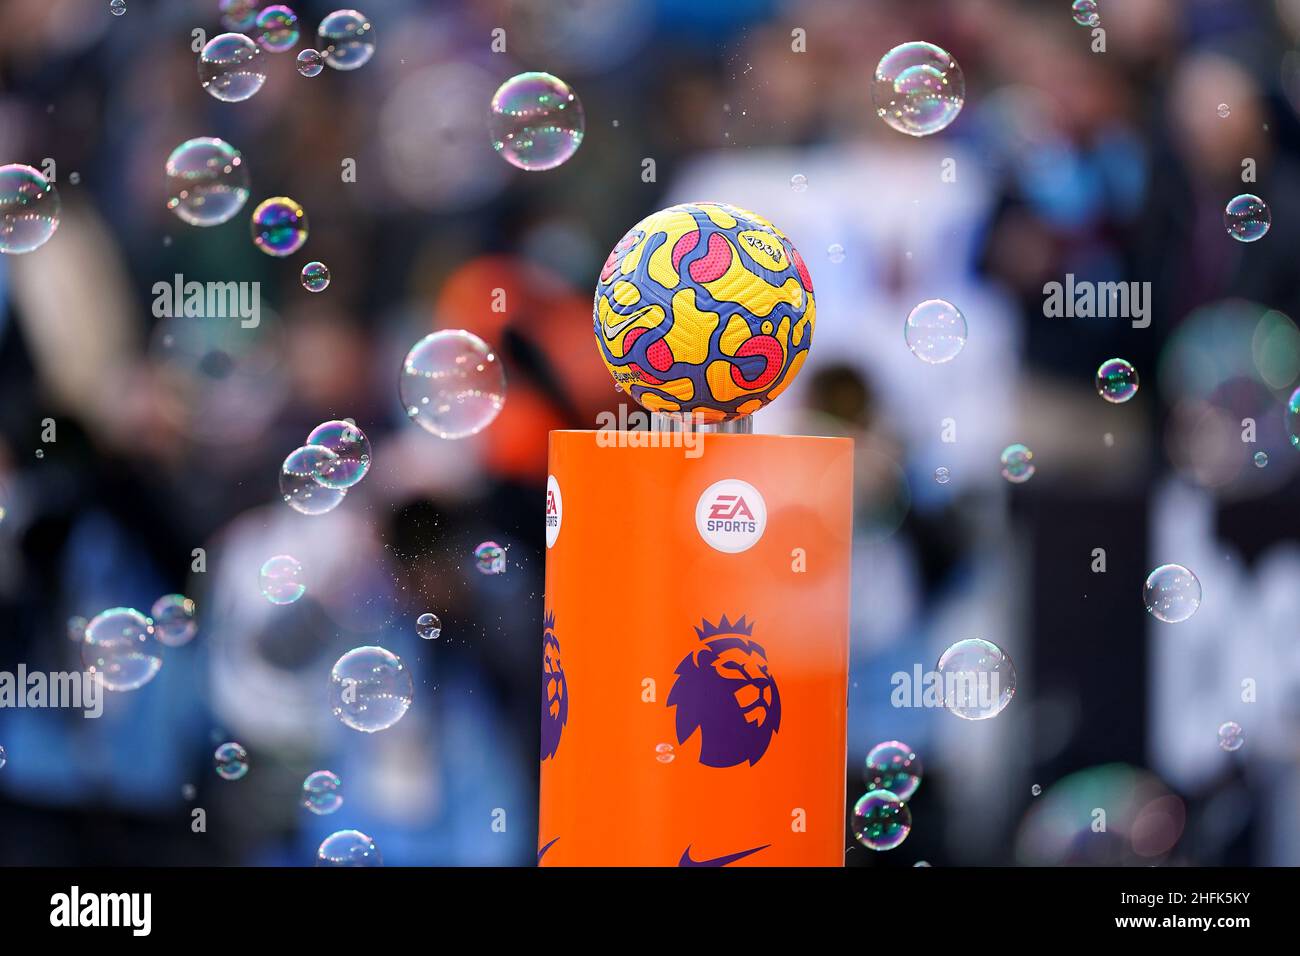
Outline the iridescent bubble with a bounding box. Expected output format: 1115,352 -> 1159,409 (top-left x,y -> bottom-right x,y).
1031,783 -> 1042,796
936,637 -> 1017,720
871,42 -> 964,137
150,594 -> 198,647
489,71 -> 585,172
300,260 -> 330,292
198,33 -> 266,104
214,741 -> 248,780
1287,385 -> 1300,448
827,242 -> 846,263
654,743 -> 675,764
254,5 -> 300,53
81,607 -> 162,692
219,0 -> 259,31
905,299 -> 967,364
1254,450 -> 1269,468
1071,0 -> 1100,27
416,612 -> 441,640
1217,103 -> 1231,118
934,466 -> 950,484
302,770 -> 343,814
305,420 -> 370,489
260,554 -> 306,605
296,48 -> 325,77
0,745 -> 6,769
0,164 -> 60,254
790,173 -> 808,192
864,740 -> 923,802
1095,357 -> 1139,404
1000,443 -> 1035,483
317,829 -> 381,866
1143,564 -> 1201,623
329,646 -> 413,733
1224,194 -> 1270,242
250,196 -> 308,257
317,9 -> 375,71
851,791 -> 912,850
474,541 -> 507,575
165,137 -> 249,227
400,330 -> 507,439
109,0 -> 126,15
1217,720 -> 1244,752
280,444 -> 346,515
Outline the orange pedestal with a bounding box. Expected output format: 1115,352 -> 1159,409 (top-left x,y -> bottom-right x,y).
539,430 -> 853,866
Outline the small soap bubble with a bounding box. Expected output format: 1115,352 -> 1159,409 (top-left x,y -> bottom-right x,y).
934,466 -> 950,484
198,33 -> 266,104
317,9 -> 375,71
68,172 -> 81,185
214,741 -> 248,780
302,770 -> 343,814
260,554 -> 306,605
400,330 -> 507,439
1217,103 -> 1231,118
280,445 -> 346,515
790,173 -> 808,192
936,637 -> 1017,719
851,791 -> 912,850
655,743 -> 675,764
1254,450 -> 1269,468
1287,385 -> 1300,448
150,594 -> 198,647
251,196 -> 308,257
489,72 -> 585,172
1071,0 -> 1100,27
329,646 -> 413,733
254,5 -> 300,53
1000,443 -> 1035,483
1224,193 -> 1270,242
165,138 -> 249,227
474,541 -> 507,575
219,0 -> 259,31
416,612 -> 442,640
34,449 -> 44,460
871,41 -> 964,137
0,164 -> 61,254
305,420 -> 370,489
1217,721 -> 1245,752
1095,357 -> 1139,403
827,243 -> 846,263
1031,783 -> 1042,796
81,607 -> 162,692
864,740 -> 922,801
914,861 -> 931,867
297,48 -> 325,76
1143,564 -> 1201,623
905,299 -> 967,364
317,829 -> 382,866
110,0 -> 126,15
300,260 -> 330,292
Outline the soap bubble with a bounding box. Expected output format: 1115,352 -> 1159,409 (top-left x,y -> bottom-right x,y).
474,541 -> 507,575
165,138 -> 249,227
317,9 -> 375,71
300,260 -> 330,292
1287,385 -> 1300,448
416,612 -> 442,640
400,330 -> 507,439
934,467 -> 950,484
110,0 -> 126,15
864,740 -> 922,801
317,829 -> 382,866
1217,103 -> 1231,118
250,196 -> 308,257
1095,358 -> 1139,403
297,48 -> 325,76
198,33 -> 266,103
489,71 -> 585,172
219,0 -> 258,31
302,770 -> 343,814
260,554 -> 306,605
936,637 -> 1017,720
1217,721 -> 1244,752
1143,564 -> 1201,623
280,445 -> 347,515
150,594 -> 198,647
851,791 -> 912,850
1000,443 -> 1035,483
81,607 -> 162,692
1254,451 -> 1269,468
1031,783 -> 1042,796
329,646 -> 413,733
0,164 -> 60,254
905,299 -> 966,364
305,420 -> 370,489
655,743 -> 675,764
214,741 -> 249,780
254,5 -> 300,53
871,42 -> 964,137
1224,194 -> 1270,242
1071,0 -> 1100,27
790,173 -> 808,192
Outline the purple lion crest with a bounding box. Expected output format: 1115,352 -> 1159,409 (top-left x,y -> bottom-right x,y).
667,614 -> 780,768
541,611 -> 568,760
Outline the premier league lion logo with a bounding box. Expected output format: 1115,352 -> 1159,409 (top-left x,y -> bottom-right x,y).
667,615 -> 781,768
541,612 -> 568,760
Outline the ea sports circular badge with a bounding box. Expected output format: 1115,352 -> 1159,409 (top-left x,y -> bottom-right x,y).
545,475 -> 563,549
695,478 -> 766,554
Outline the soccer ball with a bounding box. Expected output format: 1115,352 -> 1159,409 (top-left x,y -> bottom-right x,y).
593,201 -> 815,423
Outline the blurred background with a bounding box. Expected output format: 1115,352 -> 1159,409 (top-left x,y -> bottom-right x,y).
2,0 -> 1300,866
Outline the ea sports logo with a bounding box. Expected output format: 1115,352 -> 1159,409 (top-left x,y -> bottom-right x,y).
695,479 -> 766,554
545,475 -> 562,549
